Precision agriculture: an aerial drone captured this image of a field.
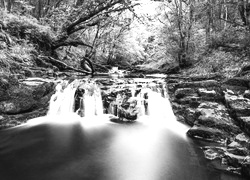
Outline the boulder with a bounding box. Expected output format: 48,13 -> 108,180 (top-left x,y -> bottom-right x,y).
235,133 -> 250,149
174,96 -> 201,108
203,148 -> 222,160
224,78 -> 250,88
221,85 -> 248,94
227,147 -> 249,156
174,88 -> 197,99
172,105 -> 198,126
174,80 -> 219,89
241,156 -> 250,178
32,82 -> 55,100
197,88 -> 223,102
225,93 -> 250,117
0,75 -> 19,101
0,76 -> 56,128
196,102 -> 241,135
187,125 -> 227,143
0,97 -> 37,114
0,74 -> 18,89
224,152 -> 245,168
0,107 -> 48,129
243,90 -> 250,100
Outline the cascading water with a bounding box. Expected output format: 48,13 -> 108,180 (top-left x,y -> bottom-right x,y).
47,79 -> 103,117
46,78 -> 167,120
47,80 -> 77,115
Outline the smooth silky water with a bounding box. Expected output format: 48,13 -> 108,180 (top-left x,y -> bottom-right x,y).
0,78 -> 247,180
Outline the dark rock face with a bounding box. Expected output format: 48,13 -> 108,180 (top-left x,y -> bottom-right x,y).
167,74 -> 250,177
0,76 -> 56,129
187,125 -> 227,142
224,78 -> 250,88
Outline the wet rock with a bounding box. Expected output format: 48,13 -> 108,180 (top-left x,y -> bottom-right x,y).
198,88 -> 223,102
0,75 -> 19,101
175,114 -> 185,123
227,147 -> 249,156
175,96 -> 201,107
174,88 -> 197,99
235,133 -> 250,149
0,76 -> 56,129
167,74 -> 250,177
174,80 -> 219,89
167,79 -> 179,84
243,90 -> 250,100
0,97 -> 37,114
172,103 -> 198,126
241,156 -> 250,178
222,85 -> 248,94
237,117 -> 250,136
32,82 -> 55,100
224,78 -> 250,88
187,125 -> 227,143
184,108 -> 198,126
224,152 -> 245,168
188,73 -> 223,81
0,107 -> 48,129
0,74 -> 18,89
203,147 -> 224,160
228,141 -> 241,148
196,102 -> 241,135
225,93 -> 250,117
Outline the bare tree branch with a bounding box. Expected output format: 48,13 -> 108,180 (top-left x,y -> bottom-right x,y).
66,0 -> 123,35
52,40 -> 93,50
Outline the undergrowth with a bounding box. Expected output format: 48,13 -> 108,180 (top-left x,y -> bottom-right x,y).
0,9 -> 55,76
183,50 -> 247,78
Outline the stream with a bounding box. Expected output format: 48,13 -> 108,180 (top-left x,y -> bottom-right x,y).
0,78 -> 247,180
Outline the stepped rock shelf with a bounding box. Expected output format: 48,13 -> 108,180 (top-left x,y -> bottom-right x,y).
0,76 -> 167,129
167,74 -> 250,178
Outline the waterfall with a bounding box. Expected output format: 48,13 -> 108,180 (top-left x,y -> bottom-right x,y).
77,82 -> 103,117
47,78 -> 172,123
47,80 -> 77,115
47,79 -> 103,117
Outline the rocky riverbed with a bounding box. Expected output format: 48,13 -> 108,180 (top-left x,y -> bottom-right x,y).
1,73 -> 250,178
167,73 -> 250,177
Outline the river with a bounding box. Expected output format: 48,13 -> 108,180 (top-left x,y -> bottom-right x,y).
0,78 -> 247,180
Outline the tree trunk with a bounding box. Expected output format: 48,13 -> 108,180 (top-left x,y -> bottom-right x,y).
7,0 -> 14,12
0,0 -> 6,9
206,0 -> 212,45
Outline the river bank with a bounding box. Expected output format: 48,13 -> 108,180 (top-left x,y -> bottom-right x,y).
167,73 -> 250,177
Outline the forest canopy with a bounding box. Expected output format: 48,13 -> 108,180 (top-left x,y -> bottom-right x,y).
1,0 -> 250,76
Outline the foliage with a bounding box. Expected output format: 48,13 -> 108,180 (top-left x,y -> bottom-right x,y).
2,0 -> 250,76
0,40 -> 37,76
1,9 -> 54,52
183,50 -> 247,78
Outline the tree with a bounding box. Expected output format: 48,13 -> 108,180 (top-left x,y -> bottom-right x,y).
162,0 -> 195,68
50,0 -> 136,51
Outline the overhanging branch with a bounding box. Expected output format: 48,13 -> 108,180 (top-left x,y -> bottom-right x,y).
52,40 -> 93,50
66,0 -> 123,35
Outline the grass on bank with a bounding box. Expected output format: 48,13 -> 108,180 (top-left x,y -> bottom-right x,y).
182,50 -> 249,78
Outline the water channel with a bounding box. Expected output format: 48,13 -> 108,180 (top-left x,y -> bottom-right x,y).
0,78 -> 246,180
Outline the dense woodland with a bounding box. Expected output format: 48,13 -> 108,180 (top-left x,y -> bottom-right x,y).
1,0 -> 250,77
